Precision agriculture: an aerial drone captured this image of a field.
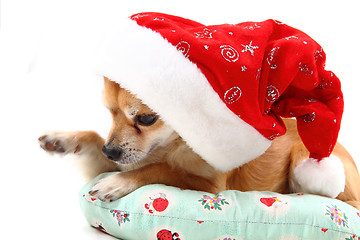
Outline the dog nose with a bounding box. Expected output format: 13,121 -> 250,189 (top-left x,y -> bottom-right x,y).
102,145 -> 123,161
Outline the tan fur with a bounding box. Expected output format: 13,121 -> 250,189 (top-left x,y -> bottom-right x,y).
39,77 -> 360,209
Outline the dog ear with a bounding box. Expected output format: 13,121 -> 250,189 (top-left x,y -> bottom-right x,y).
104,76 -> 120,89
102,76 -> 121,110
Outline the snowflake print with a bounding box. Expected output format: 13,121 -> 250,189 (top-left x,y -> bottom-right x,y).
244,23 -> 261,30
195,28 -> 215,38
265,85 -> 280,102
131,13 -> 149,20
267,47 -> 280,69
273,19 -> 284,25
285,36 -> 299,40
303,97 -> 317,103
302,112 -> 315,123
241,41 -> 259,56
314,48 -> 324,61
153,17 -> 164,21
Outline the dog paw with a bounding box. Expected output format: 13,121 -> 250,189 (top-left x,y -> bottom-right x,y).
38,131 -> 82,154
88,173 -> 137,202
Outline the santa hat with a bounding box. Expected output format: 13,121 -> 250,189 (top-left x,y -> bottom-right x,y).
94,12 -> 345,197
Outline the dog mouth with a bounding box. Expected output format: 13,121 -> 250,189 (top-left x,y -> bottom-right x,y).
119,143 -> 160,164
102,140 -> 161,165
118,148 -> 145,164
102,145 -> 147,165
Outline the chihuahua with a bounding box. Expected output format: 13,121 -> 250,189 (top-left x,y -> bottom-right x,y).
39,77 -> 360,210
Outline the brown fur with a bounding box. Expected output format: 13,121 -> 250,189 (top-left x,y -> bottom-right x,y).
39,77 -> 360,210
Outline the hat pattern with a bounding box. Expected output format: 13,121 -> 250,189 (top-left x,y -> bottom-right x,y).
130,13 -> 343,161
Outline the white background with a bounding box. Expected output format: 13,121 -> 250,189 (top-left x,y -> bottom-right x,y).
1,0 -> 359,239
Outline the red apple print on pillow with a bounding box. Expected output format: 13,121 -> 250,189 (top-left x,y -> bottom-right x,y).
258,195 -> 290,217
145,193 -> 169,214
153,197 -> 169,212
260,197 -> 287,207
260,197 -> 277,207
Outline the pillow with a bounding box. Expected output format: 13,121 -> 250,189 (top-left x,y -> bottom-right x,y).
80,172 -> 360,240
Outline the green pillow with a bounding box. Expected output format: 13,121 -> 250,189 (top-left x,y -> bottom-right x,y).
80,173 -> 360,239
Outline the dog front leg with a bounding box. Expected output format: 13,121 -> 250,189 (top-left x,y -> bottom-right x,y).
38,131 -> 118,180
89,162 -> 221,202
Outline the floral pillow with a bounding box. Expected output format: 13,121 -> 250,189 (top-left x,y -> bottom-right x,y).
80,173 -> 360,240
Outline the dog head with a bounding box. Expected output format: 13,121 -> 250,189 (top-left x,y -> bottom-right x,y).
102,77 -> 177,165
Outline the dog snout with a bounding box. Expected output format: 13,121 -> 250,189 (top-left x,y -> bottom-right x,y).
102,145 -> 123,161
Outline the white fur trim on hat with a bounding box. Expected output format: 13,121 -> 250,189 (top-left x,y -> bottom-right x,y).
290,155 -> 345,198
94,18 -> 271,172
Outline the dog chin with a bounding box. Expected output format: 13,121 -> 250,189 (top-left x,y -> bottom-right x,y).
114,154 -> 143,165
115,152 -> 148,166
115,158 -> 136,165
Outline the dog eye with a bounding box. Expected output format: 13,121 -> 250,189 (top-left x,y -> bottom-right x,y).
137,114 -> 158,126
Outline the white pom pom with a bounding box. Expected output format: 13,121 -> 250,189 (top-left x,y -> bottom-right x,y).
290,155 -> 345,198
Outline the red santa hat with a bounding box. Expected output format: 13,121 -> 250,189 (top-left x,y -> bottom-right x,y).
94,12 -> 345,197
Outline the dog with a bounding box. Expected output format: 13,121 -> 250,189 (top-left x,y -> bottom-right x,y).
39,77 -> 360,210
